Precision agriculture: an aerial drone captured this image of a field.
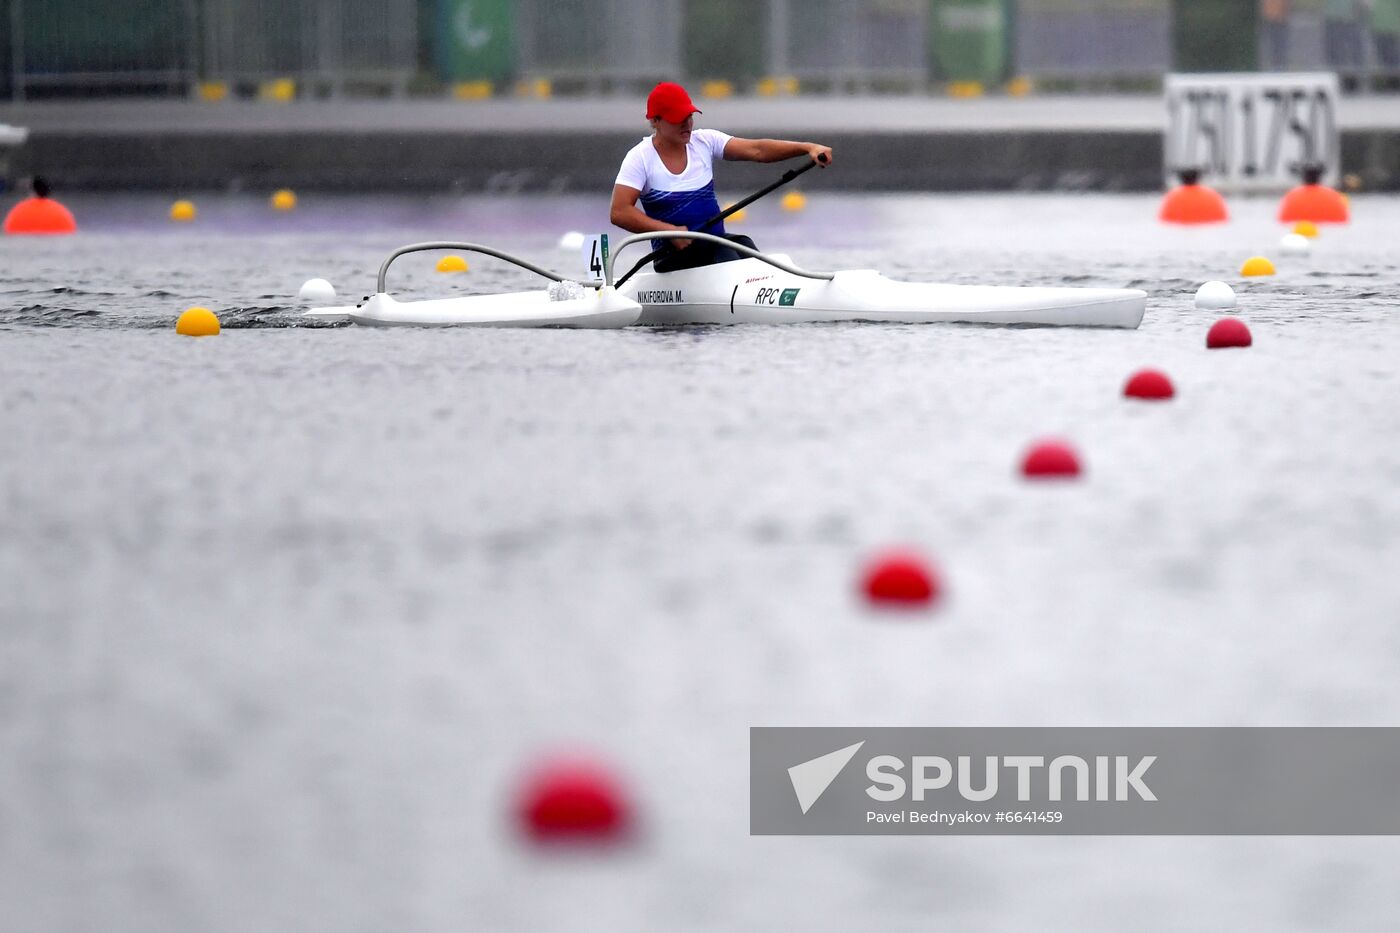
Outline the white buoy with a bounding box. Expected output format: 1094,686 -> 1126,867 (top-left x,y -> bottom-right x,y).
1278,232 -> 1311,257
298,278 -> 336,303
1194,280 -> 1236,310
557,231 -> 586,250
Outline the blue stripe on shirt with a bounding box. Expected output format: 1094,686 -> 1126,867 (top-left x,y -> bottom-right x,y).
640,182 -> 726,251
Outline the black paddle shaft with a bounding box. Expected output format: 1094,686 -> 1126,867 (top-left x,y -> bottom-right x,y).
613,153 -> 828,289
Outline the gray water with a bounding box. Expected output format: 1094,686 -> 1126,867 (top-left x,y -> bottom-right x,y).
2,192 -> 1399,932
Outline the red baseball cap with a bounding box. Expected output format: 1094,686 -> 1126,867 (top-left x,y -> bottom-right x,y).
646,82 -> 701,124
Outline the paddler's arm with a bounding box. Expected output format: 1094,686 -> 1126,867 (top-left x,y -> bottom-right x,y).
610,184 -> 692,250
723,138 -> 833,166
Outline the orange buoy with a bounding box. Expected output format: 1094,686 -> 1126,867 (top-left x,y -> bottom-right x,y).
3,197 -> 77,235
1159,169 -> 1228,224
1277,165 -> 1349,224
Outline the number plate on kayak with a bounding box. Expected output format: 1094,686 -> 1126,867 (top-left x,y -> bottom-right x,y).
583,233 -> 608,279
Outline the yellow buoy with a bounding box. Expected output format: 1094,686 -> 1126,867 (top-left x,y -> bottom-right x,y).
259,78 -> 296,102
701,80 -> 734,99
170,200 -> 196,222
271,189 -> 297,211
948,81 -> 985,99
780,190 -> 807,212
725,205 -> 747,223
515,78 -> 552,99
176,306 -> 220,337
436,255 -> 469,273
1240,256 -> 1276,277
453,80 -> 493,100
196,81 -> 228,102
1292,221 -> 1319,238
1006,76 -> 1034,97
756,75 -> 799,97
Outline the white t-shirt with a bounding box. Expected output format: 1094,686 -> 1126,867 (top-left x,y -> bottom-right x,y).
614,128 -> 734,245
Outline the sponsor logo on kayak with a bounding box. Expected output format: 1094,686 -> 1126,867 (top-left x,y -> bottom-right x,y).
752,727 -> 1400,835
637,289 -> 683,303
755,286 -> 800,306
745,274 -> 774,284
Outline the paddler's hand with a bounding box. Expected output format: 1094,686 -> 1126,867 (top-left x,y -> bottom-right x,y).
670,225 -> 692,250
807,145 -> 833,167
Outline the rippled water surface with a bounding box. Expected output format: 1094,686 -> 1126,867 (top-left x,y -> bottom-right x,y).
3,193 -> 1399,932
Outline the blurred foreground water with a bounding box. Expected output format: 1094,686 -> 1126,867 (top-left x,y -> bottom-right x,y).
2,192 -> 1399,932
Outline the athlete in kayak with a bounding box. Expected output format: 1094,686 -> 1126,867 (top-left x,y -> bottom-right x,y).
610,81 -> 832,273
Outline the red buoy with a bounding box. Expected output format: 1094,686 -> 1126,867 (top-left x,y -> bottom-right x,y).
518,758 -> 632,843
1159,170 -> 1228,224
1021,440 -> 1082,479
1206,318 -> 1252,349
861,551 -> 939,607
3,197 -> 77,235
1277,184 -> 1348,224
1123,368 -> 1175,400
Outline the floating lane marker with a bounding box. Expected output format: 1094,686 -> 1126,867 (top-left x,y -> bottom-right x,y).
1159,172 -> 1228,224
860,550 -> 941,609
176,307 -> 220,337
170,200 -> 196,222
1240,256 -> 1275,277
1021,440 -> 1083,480
1206,318 -> 1252,349
3,197 -> 77,235
1278,182 -> 1348,224
1124,369 -> 1175,400
298,278 -> 336,303
1194,281 -> 1236,310
436,255 -> 469,273
271,189 -> 297,212
517,758 -> 632,843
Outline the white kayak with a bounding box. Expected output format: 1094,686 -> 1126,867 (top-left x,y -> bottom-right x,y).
626,257 -> 1145,327
307,287 -> 640,328
303,233 -> 1146,329
302,241 -> 642,328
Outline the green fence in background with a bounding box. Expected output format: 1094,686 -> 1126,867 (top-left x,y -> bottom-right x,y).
7,0 -> 1400,100
1173,0 -> 1258,71
683,0 -> 766,81
930,0 -> 1010,83
9,0 -> 191,88
432,0 -> 515,83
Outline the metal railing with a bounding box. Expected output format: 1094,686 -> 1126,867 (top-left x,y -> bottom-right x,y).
1014,5 -> 1171,82
5,0 -> 1399,100
513,0 -> 682,89
5,0 -> 417,100
200,0 -> 416,94
767,0 -> 929,90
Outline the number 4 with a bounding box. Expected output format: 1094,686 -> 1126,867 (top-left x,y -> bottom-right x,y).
584,234 -> 609,279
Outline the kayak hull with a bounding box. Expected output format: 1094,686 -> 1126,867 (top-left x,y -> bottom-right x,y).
309,287 -> 642,328
623,258 -> 1146,328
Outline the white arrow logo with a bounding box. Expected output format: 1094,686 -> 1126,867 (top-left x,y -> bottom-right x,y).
788,741 -> 865,815
453,3 -> 492,51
